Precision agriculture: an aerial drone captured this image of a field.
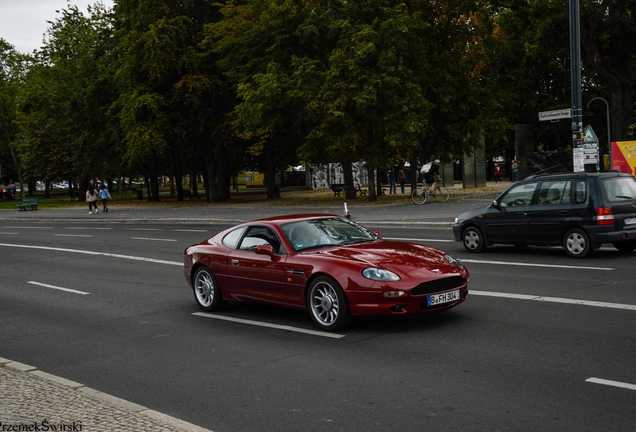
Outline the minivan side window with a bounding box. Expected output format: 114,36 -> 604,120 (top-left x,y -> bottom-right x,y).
499,182 -> 538,207
574,180 -> 587,204
536,180 -> 569,205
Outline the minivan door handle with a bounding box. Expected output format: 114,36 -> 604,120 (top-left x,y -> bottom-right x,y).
517,212 -> 527,216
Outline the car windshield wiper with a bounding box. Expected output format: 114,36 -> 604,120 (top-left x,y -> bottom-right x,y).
339,238 -> 375,245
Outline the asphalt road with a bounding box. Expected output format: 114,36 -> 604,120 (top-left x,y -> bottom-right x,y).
1,201 -> 635,432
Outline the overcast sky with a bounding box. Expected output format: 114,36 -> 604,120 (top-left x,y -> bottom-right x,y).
0,0 -> 114,54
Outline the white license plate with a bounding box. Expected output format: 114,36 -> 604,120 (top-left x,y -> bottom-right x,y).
625,217 -> 636,226
427,290 -> 460,307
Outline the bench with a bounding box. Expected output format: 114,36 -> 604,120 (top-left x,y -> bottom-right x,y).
17,198 -> 40,211
355,183 -> 367,196
330,184 -> 345,196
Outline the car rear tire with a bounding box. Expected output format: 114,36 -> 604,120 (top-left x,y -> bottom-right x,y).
613,240 -> 636,252
563,228 -> 592,258
462,226 -> 486,253
307,276 -> 352,331
193,267 -> 227,312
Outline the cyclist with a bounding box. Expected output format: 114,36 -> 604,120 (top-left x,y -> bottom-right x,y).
424,159 -> 442,195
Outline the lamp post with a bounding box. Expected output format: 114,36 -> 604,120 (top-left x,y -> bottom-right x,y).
586,97 -> 611,170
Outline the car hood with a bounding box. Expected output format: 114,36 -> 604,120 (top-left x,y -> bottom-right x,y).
309,240 -> 461,275
455,205 -> 492,222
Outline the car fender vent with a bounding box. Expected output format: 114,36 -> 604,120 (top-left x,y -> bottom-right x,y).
411,276 -> 466,296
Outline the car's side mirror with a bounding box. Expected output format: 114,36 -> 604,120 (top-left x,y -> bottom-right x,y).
254,244 -> 275,257
492,200 -> 502,209
372,230 -> 381,238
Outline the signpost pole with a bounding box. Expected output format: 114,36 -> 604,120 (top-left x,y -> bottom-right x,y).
569,0 -> 583,150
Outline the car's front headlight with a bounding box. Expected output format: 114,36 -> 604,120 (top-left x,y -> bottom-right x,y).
362,268 -> 401,281
444,254 -> 464,268
454,217 -> 460,224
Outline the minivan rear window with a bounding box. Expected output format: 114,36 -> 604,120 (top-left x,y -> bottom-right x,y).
602,177 -> 636,203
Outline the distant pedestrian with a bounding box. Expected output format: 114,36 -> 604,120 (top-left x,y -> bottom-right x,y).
388,168 -> 396,194
511,159 -> 519,182
398,169 -> 406,193
86,184 -> 98,214
98,184 -> 111,212
494,163 -> 501,183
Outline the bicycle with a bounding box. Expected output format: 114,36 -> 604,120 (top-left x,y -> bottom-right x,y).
411,181 -> 450,204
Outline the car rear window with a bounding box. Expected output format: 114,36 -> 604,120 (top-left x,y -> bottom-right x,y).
602,177 -> 636,203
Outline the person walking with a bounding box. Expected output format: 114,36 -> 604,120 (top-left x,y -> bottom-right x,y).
388,168 -> 397,194
86,184 -> 98,214
398,169 -> 406,193
511,159 -> 519,182
494,163 -> 501,183
98,184 -> 111,212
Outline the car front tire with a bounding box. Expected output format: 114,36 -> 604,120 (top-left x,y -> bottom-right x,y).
307,276 -> 352,331
462,226 -> 486,253
563,228 -> 592,258
193,267 -> 227,312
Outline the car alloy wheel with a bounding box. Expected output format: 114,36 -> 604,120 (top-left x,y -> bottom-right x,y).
193,267 -> 227,312
563,228 -> 592,258
307,276 -> 351,331
462,226 -> 485,253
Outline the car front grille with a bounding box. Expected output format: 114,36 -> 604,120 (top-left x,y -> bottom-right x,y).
411,276 -> 466,296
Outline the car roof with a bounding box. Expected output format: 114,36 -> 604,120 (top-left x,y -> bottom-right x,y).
524,171 -> 631,181
252,214 -> 342,225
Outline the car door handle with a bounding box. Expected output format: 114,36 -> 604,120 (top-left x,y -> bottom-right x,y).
517,212 -> 527,216
230,259 -> 239,265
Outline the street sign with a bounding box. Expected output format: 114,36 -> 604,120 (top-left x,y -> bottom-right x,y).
538,108 -> 572,121
584,125 -> 598,144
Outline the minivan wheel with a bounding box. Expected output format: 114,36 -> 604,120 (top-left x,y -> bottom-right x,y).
613,240 -> 636,253
462,226 -> 486,253
563,228 -> 592,258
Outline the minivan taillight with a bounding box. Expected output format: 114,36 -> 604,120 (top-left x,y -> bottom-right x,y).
597,207 -> 614,225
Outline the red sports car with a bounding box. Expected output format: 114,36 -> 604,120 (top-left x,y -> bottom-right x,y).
183,214 -> 469,331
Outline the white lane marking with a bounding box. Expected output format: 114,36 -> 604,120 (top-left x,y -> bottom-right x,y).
131,237 -> 177,242
0,232 -> 18,235
192,312 -> 345,339
0,243 -> 182,266
127,228 -> 162,231
65,227 -> 112,230
471,290 -> 636,311
384,237 -> 453,243
3,226 -> 53,229
586,377 -> 636,391
55,234 -> 93,238
28,281 -> 90,296
461,259 -> 613,271
173,229 -> 208,233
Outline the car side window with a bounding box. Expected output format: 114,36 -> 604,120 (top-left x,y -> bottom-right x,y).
222,227 -> 246,249
499,182 -> 538,207
536,180 -> 568,205
574,180 -> 587,204
238,226 -> 282,254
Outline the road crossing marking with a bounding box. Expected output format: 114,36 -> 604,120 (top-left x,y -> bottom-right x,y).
461,259 -> 613,271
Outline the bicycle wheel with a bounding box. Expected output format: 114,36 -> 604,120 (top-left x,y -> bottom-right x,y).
434,185 -> 450,202
411,187 -> 428,204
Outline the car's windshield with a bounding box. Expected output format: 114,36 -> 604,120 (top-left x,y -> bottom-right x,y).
281,218 -> 378,252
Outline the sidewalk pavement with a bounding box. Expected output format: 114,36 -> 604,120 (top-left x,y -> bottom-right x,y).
0,181 -> 509,432
0,181 -> 509,228
0,358 -> 210,432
